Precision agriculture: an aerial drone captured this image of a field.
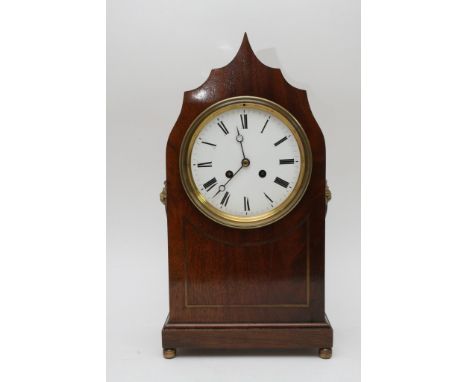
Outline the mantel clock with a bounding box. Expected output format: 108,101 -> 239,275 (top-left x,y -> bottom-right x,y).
160,34 -> 333,359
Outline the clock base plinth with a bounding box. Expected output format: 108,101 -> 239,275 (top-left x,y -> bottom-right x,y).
162,315 -> 333,357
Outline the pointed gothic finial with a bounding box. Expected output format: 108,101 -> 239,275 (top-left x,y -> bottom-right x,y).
232,32 -> 257,63
240,32 -> 253,52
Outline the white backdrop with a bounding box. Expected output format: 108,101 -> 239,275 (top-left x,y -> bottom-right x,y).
107,0 -> 360,381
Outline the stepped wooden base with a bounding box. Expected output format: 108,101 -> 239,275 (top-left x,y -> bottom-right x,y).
162,315 -> 333,358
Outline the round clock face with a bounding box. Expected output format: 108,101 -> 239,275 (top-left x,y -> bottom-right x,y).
180,96 -> 312,229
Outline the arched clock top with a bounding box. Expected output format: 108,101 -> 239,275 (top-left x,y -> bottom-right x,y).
182,34 -> 312,116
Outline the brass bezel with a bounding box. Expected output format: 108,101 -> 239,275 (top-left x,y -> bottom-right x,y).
179,96 -> 312,229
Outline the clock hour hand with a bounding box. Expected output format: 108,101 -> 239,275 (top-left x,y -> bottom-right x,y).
236,127 -> 246,159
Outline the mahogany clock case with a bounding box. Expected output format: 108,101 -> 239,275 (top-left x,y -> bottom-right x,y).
162,34 -> 333,355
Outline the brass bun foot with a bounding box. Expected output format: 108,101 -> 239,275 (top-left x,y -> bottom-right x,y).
319,347 -> 332,359
163,348 -> 176,359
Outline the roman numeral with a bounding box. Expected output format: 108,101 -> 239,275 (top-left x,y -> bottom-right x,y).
197,161 -> 212,167
261,116 -> 270,133
274,177 -> 289,188
240,113 -> 248,129
201,141 -> 216,147
263,192 -> 274,203
274,136 -> 288,146
279,158 -> 295,165
220,191 -> 230,207
244,196 -> 250,212
203,177 -> 217,191
217,121 -> 229,135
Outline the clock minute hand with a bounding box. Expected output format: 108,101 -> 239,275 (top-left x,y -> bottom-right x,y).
213,164 -> 244,198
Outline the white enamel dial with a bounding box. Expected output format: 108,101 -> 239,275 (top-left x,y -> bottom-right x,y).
188,100 -> 306,222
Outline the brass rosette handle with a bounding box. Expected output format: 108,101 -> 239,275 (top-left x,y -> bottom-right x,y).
325,181 -> 332,216
160,181 -> 167,207
325,181 -> 332,204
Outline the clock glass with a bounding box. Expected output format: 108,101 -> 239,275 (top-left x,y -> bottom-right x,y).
180,96 -> 312,228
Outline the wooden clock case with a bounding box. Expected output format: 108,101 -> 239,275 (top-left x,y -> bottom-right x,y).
161,34 -> 333,359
